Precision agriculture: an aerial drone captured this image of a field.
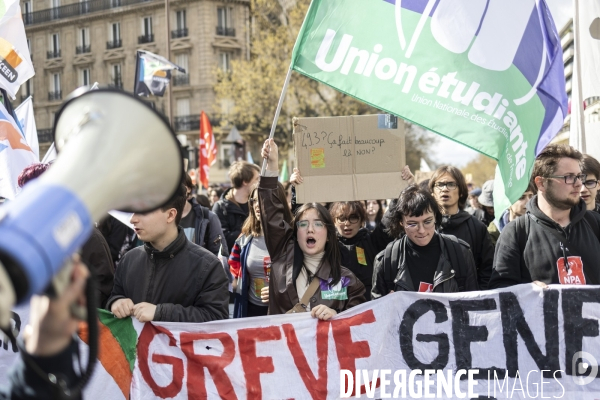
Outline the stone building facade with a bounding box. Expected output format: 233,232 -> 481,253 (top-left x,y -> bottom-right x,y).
20,0 -> 249,179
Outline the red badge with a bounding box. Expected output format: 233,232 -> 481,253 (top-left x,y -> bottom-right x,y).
556,256 -> 586,285
418,282 -> 433,293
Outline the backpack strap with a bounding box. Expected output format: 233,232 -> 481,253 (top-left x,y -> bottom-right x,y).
440,234 -> 468,272
202,207 -> 211,247
582,211 -> 600,243
383,239 -> 402,292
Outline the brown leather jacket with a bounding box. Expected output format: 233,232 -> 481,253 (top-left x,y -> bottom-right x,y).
258,176 -> 366,315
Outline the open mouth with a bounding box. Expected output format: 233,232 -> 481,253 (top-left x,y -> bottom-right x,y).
440,195 -> 450,201
306,237 -> 317,248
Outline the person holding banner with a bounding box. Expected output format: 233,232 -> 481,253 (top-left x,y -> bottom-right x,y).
328,201 -> 392,301
428,167 -> 494,289
490,144 -> 600,288
259,139 -> 365,319
580,154 -> 600,213
229,185 -> 293,318
372,184 -> 478,297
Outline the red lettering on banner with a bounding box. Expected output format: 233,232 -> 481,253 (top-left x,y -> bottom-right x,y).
138,323 -> 184,398
331,310 -> 378,396
282,322 -> 329,400
180,332 -> 237,400
238,326 -> 282,400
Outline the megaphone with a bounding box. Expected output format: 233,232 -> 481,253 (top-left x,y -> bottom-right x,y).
0,88 -> 183,320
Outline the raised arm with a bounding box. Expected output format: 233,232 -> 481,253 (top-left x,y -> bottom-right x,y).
258,139 -> 295,260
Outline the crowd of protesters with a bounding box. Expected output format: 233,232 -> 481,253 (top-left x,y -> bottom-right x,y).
12,140 -> 600,326
7,135 -> 600,400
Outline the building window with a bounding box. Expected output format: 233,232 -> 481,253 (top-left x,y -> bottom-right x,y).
217,7 -> 235,36
111,64 -> 122,88
172,10 -> 187,38
219,52 -> 231,72
80,68 -> 90,86
139,17 -> 154,43
107,22 -> 121,49
47,33 -> 60,59
23,1 -> 32,24
173,54 -> 189,86
77,28 -> 90,54
50,0 -> 60,19
20,79 -> 32,101
49,73 -> 61,101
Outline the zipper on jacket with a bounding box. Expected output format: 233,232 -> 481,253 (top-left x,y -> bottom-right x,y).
433,271 -> 455,291
560,242 -> 570,273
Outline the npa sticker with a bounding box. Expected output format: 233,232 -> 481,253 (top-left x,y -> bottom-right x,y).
310,148 -> 325,168
356,247 -> 367,265
320,276 -> 350,300
418,282 -> 433,293
557,256 -> 586,285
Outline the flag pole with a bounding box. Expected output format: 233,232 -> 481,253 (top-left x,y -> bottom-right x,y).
261,66 -> 293,175
573,0 -> 586,152
165,0 -> 173,126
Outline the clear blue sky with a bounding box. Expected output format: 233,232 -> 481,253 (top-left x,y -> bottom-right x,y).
429,0 -> 572,167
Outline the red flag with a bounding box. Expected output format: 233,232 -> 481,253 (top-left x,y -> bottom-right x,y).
199,111 -> 217,189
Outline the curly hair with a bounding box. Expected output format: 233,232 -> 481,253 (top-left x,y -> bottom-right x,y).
386,184 -> 443,238
17,163 -> 51,187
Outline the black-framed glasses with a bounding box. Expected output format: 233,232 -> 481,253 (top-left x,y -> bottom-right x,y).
434,181 -> 458,190
584,179 -> 599,189
547,174 -> 587,185
336,214 -> 360,224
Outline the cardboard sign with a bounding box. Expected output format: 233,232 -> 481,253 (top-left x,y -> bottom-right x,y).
293,114 -> 406,203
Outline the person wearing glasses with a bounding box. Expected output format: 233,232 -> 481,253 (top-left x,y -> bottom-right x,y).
489,144 -> 600,288
372,184 -> 478,297
428,166 -> 495,289
229,185 -> 293,318
328,201 -> 392,300
258,139 -> 366,319
580,154 -> 600,213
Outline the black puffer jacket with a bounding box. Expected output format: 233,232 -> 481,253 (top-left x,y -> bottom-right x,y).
489,196 -> 600,288
439,210 -> 494,289
212,187 -> 250,252
106,228 -> 229,322
371,233 -> 479,297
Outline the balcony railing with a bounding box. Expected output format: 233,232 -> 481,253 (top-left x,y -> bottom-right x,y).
76,45 -> 91,54
106,39 -> 122,49
23,0 -> 152,25
171,28 -> 188,39
174,114 -> 226,132
47,50 -> 61,59
109,76 -> 123,89
173,74 -> 189,86
48,91 -> 62,101
37,129 -> 54,143
216,26 -> 235,36
138,34 -> 154,44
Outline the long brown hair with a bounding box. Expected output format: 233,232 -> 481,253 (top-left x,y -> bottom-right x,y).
293,202 -> 342,285
242,183 -> 293,236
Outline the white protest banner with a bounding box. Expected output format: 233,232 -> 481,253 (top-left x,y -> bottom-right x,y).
4,285 -> 600,399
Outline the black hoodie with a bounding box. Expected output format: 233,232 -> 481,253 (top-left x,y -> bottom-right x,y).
438,210 -> 494,289
212,187 -> 250,252
337,227 -> 392,300
489,195 -> 600,288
